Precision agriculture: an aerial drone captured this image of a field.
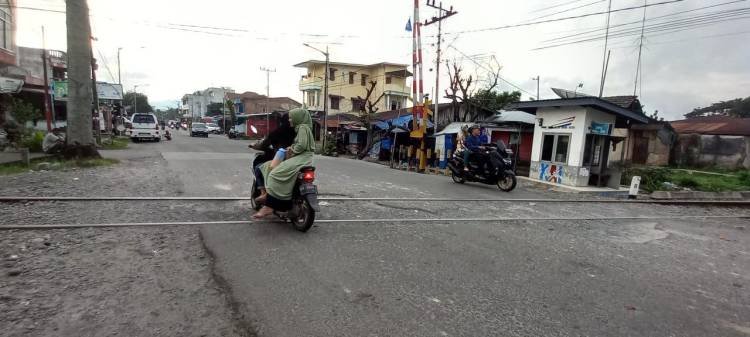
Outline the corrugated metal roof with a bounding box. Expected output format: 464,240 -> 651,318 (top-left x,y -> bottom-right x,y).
671,116 -> 750,136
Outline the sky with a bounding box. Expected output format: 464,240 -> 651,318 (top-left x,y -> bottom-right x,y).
16,0 -> 750,120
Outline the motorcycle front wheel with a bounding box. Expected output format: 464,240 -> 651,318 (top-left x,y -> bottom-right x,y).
451,172 -> 466,184
290,198 -> 315,232
497,171 -> 517,192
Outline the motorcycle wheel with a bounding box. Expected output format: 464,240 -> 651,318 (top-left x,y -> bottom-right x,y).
250,180 -> 262,211
451,172 -> 466,184
497,171 -> 517,192
290,198 -> 315,232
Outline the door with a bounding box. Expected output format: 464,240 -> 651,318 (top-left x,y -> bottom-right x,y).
632,131 -> 649,164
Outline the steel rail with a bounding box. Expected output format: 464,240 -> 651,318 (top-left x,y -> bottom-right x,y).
0,215 -> 747,230
0,196 -> 748,206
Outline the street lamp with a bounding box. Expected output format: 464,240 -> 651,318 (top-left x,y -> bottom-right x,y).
133,84 -> 148,115
303,43 -> 329,152
117,46 -> 145,86
573,82 -> 584,96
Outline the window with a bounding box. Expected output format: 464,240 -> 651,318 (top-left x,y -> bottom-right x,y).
329,68 -> 337,81
386,76 -> 392,84
330,96 -> 340,110
390,97 -> 402,111
0,5 -> 10,50
361,74 -> 368,86
351,98 -> 365,112
540,134 -> 570,164
349,73 -> 355,84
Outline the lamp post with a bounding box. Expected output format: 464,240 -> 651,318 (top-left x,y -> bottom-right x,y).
132,84 -> 148,115
117,46 -> 145,86
303,43 -> 329,152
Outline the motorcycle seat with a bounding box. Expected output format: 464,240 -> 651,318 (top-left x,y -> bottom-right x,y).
301,166 -> 316,171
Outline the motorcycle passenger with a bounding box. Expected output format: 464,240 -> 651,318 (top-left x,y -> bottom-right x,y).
253,108 -> 315,219
252,113 -> 296,203
463,126 -> 483,171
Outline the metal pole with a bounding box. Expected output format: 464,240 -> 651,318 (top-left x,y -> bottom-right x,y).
41,26 -> 52,132
536,76 -> 540,100
433,2 -> 442,132
134,85 -> 138,115
117,47 -> 122,85
322,47 -> 329,151
599,0 -> 613,97
266,69 -> 270,135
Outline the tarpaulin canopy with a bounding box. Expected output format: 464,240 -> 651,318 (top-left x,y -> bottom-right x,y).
374,114 -> 434,130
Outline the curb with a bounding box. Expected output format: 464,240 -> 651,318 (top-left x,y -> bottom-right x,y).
649,191 -> 750,200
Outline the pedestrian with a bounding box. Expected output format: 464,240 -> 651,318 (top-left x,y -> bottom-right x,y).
43,128 -> 65,154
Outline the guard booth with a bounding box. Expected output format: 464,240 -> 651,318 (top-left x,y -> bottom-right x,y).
511,96 -> 648,188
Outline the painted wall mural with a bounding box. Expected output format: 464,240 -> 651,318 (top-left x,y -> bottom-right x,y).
539,162 -> 564,184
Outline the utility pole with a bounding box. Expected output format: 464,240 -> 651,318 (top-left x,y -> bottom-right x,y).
424,0 -> 457,129
65,0 -> 97,155
91,46 -> 101,145
133,85 -> 139,115
532,76 -> 540,100
41,26 -> 52,132
303,43 -> 329,151
599,0 -> 613,98
634,0 -> 647,97
117,47 -> 122,85
260,67 -> 276,136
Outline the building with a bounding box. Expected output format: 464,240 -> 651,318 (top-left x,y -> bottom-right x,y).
620,121 -> 675,166
16,47 -> 68,129
295,60 -> 412,116
181,87 -> 234,120
226,91 -> 300,115
670,116 -> 750,169
511,95 -> 649,189
0,0 -> 28,122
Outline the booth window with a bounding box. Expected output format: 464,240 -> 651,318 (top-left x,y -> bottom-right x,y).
541,134 -> 570,164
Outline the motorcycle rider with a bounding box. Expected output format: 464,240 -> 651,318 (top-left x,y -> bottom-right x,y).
251,113 -> 296,204
463,125 -> 483,171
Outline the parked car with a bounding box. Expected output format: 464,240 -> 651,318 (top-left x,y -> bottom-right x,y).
127,113 -> 161,142
191,123 -> 209,137
206,123 -> 221,134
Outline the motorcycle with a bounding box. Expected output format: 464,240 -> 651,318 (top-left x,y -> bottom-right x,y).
447,140 -> 517,192
248,125 -> 320,232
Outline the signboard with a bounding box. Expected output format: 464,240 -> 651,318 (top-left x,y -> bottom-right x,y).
590,122 -> 612,135
0,77 -> 24,93
51,81 -> 123,100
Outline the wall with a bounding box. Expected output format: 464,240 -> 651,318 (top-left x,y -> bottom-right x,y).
672,134 -> 750,169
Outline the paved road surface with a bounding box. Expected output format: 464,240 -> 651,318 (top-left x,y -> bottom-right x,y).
113,131 -> 750,337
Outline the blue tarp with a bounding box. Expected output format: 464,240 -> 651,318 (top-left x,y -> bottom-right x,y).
374,114 -> 434,130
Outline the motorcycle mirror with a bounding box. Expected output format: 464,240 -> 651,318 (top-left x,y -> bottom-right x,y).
250,125 -> 258,134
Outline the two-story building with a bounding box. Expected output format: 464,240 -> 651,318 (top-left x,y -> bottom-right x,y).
181,87 -> 235,119
0,0 -> 25,98
294,60 -> 412,116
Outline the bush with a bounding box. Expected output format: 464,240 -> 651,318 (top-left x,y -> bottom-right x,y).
675,176 -> 699,189
738,171 -> 750,186
20,130 -> 45,153
622,166 -> 671,192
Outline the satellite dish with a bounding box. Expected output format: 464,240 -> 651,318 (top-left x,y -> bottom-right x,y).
250,125 -> 258,134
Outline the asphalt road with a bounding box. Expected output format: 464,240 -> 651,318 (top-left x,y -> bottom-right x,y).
119,130 -> 749,337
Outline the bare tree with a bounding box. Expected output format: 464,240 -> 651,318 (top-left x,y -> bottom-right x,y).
64,0 -> 99,158
356,80 -> 385,159
444,61 -> 474,122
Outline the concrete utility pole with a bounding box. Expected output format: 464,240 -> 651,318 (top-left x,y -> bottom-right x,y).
532,76 -> 540,100
91,47 -> 101,145
303,43 -> 329,151
634,0 -> 647,97
260,67 -> 276,136
117,47 -> 122,85
65,0 -> 97,155
424,0 -> 457,128
599,0 -> 613,98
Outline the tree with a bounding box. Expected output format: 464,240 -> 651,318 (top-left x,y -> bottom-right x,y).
9,97 -> 42,127
445,61 -> 474,122
207,102 -> 223,116
684,97 -> 749,119
356,80 -> 386,159
225,99 -> 237,131
470,89 -> 521,112
731,97 -> 750,118
64,0 -> 99,158
122,92 -> 153,114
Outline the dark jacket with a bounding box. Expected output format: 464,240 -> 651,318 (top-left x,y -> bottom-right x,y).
258,117 -> 296,151
465,135 -> 482,152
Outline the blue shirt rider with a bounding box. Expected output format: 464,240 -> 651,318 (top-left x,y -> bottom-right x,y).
463,126 -> 483,171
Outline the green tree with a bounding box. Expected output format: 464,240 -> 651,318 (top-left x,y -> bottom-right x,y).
207,102 -> 223,116
225,99 -> 237,131
731,97 -> 750,118
684,97 -> 750,119
9,97 -> 42,127
123,92 -> 153,114
470,89 -> 521,111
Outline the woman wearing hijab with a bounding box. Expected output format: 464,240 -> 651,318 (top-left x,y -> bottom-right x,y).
253,108 -> 315,219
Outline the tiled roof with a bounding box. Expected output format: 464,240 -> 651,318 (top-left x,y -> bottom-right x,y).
670,116 -> 750,136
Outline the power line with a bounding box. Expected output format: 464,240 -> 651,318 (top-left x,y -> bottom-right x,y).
95,48 -> 117,83
533,9 -> 750,50
447,45 -> 536,97
526,0 -> 605,22
442,0 -> 687,36
531,0 -> 591,13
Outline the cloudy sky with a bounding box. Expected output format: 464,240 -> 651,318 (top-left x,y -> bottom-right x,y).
17,0 -> 750,120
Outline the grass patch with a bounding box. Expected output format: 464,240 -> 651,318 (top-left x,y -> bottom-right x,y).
100,137 -> 129,150
668,170 -> 750,192
0,157 -> 120,176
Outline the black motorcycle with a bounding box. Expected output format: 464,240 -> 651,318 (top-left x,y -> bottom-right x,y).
249,127 -> 319,232
447,141 -> 517,192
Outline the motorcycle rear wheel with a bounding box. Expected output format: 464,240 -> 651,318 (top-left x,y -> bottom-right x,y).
497,171 -> 517,192
451,172 -> 466,184
290,198 -> 315,232
250,181 -> 262,211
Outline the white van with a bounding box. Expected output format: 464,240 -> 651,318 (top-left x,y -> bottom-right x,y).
127,113 -> 161,142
